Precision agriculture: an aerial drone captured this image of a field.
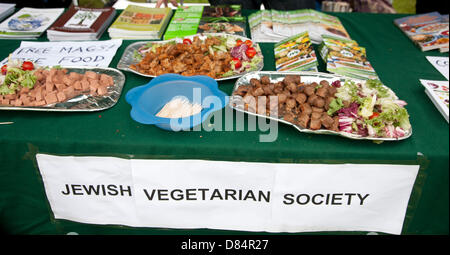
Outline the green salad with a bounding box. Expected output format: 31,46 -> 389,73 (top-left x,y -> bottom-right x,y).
0,60 -> 37,95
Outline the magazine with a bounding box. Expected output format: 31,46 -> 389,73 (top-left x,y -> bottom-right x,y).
47,5 -> 116,41
420,79 -> 449,122
197,5 -> 246,37
201,5 -> 244,22
394,12 -> 449,52
108,5 -> 172,40
0,8 -> 64,39
163,6 -> 203,40
274,31 -> 318,72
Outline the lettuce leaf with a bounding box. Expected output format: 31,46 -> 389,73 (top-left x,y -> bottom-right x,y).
358,94 -> 377,118
327,97 -> 344,115
365,79 -> 391,98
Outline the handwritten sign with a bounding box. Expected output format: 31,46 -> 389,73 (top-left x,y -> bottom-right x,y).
1,39 -> 122,67
36,154 -> 420,235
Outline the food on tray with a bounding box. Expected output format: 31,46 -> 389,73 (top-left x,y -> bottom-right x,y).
232,75 -> 411,139
0,60 -> 114,107
130,35 -> 263,79
156,97 -> 202,118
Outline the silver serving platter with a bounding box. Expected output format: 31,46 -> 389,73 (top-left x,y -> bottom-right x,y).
0,66 -> 125,112
229,71 -> 413,141
117,33 -> 264,81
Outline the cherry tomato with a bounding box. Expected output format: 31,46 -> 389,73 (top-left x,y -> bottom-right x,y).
244,40 -> 253,47
1,65 -> 7,75
235,39 -> 243,46
183,38 -> 192,45
245,47 -> 257,58
22,61 -> 34,71
232,57 -> 242,69
369,112 -> 380,119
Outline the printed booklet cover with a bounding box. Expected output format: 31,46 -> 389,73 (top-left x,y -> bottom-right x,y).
108,5 -> 172,39
0,7 -> 64,39
47,5 -> 116,41
274,31 -> 318,72
394,12 -> 449,51
197,5 -> 246,37
163,6 -> 203,40
319,35 -> 378,80
420,79 -> 449,122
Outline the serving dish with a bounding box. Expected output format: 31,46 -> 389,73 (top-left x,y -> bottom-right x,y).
117,33 -> 264,81
126,73 -> 228,131
229,71 -> 412,141
0,66 -> 125,112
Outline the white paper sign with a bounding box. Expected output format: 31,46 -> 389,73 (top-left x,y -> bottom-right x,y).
426,56 -> 449,80
1,39 -> 122,67
36,154 -> 420,235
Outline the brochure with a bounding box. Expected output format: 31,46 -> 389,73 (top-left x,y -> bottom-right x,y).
249,9 -> 350,44
274,31 -> 318,72
425,56 -> 449,80
319,35 -> 378,80
420,79 -> 449,122
248,10 -> 284,43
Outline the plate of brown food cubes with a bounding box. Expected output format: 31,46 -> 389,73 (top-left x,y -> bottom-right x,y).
117,33 -> 264,81
0,60 -> 125,112
230,71 -> 412,141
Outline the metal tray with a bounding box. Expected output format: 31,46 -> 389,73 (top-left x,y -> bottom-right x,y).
0,66 -> 125,112
116,33 -> 264,81
229,71 -> 412,141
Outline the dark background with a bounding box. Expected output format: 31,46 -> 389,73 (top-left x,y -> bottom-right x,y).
0,0 -> 448,14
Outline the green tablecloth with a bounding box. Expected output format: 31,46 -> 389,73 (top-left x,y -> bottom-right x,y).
0,10 -> 448,235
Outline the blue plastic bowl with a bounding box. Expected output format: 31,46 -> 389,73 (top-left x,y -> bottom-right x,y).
126,74 -> 229,131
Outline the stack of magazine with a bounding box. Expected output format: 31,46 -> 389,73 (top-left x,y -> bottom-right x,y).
47,5 -> 116,41
394,12 -> 449,52
248,9 -> 350,44
164,5 -> 246,40
164,6 -> 203,40
108,5 -> 172,40
0,7 -> 64,39
319,35 -> 378,80
198,5 -> 246,37
420,79 -> 449,122
274,31 -> 318,72
0,3 -> 15,22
